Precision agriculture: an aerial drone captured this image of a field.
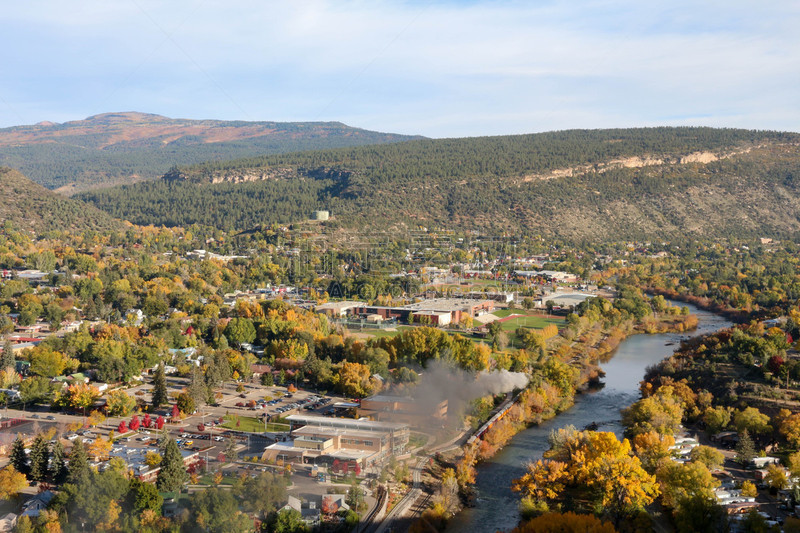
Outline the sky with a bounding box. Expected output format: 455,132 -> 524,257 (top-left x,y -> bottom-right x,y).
1,0 -> 799,138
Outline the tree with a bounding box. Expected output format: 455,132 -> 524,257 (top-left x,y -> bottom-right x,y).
655,460 -> 719,511
118,421 -> 128,433
151,363 -> 168,408
129,415 -> 141,432
621,386 -> 684,436
88,437 -> 112,461
187,365 -> 207,408
105,389 -> 136,416
176,391 -> 195,416
171,404 -> 180,420
29,346 -> 72,378
764,464 -> 789,490
690,446 -> 725,470
511,512 -> 617,533
10,436 -> 29,477
131,478 -> 163,514
513,431 -> 658,520
28,434 -> 50,482
51,439 -> 68,484
702,406 -> 732,435
67,438 -> 90,485
87,409 -> 106,428
272,508 -> 310,533
741,480 -> 758,498
1,340 -> 15,371
236,471 -> 289,519
0,466 -> 28,500
156,415 -> 165,429
321,495 -> 339,515
733,407 -> 771,437
735,430 -> 756,466
632,431 -> 675,473
145,451 -> 162,468
19,376 -> 52,404
346,483 -> 367,513
189,487 -> 252,532
224,436 -> 238,462
672,494 -> 728,533
224,317 -> 256,347
157,438 -> 187,493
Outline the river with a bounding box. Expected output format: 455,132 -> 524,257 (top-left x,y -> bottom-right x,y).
448,303 -> 733,532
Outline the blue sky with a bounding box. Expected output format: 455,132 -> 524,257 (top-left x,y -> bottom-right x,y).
1,0 -> 798,137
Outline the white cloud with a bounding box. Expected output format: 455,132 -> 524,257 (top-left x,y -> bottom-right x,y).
0,0 -> 798,136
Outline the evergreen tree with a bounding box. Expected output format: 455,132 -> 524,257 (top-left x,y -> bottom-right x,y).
28,434 -> 50,482
224,436 -> 238,462
188,365 -> 207,409
1,340 -> 14,371
51,439 -> 68,484
157,438 -> 187,493
151,363 -> 168,408
736,429 -> 756,466
67,438 -> 90,485
10,436 -> 29,477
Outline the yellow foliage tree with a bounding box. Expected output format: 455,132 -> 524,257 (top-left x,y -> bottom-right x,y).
88,437 -> 113,461
0,466 -> 28,500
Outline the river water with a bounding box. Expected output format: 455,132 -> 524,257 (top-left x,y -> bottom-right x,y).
448,303 -> 733,532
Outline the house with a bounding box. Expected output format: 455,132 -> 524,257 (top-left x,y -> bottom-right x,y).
282,496 -> 320,527
21,491 -> 54,518
0,513 -> 17,532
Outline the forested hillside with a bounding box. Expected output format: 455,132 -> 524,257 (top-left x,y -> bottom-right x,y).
79,127 -> 800,241
0,112 -> 419,192
0,168 -> 122,234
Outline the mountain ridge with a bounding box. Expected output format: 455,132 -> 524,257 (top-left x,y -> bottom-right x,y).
78,127 -> 800,242
0,112 -> 421,192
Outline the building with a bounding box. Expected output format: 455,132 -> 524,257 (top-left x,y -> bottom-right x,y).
352,298 -> 494,325
262,415 -> 409,468
314,301 -> 366,318
359,394 -> 447,427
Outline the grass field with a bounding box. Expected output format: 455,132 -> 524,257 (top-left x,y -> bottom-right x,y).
221,415 -> 290,433
350,325 -> 412,339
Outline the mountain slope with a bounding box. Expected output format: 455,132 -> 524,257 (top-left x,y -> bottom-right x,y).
78,127 -> 800,241
0,167 -> 122,234
0,112 -> 420,192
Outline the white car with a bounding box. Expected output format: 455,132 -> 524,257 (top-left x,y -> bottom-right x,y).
214,436 -> 224,441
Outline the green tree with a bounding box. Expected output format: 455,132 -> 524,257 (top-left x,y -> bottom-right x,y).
733,407 -> 771,437
224,317 -> 256,347
151,362 -> 168,408
189,487 -> 252,532
702,406 -> 732,435
672,494 -> 728,533
51,439 -> 68,484
272,508 -> 310,533
67,438 -> 90,485
28,434 -> 49,482
9,436 -> 29,477
346,483 -> 367,513
157,438 -> 187,493
131,478 -> 164,514
690,446 -> 725,470
1,340 -> 14,371
736,430 -> 757,466
224,436 -> 238,463
19,376 -> 52,404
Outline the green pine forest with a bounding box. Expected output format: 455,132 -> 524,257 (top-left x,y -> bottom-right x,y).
78,127 -> 800,241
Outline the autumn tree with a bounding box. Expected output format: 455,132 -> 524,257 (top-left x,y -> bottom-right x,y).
690,445 -> 725,470
655,460 -> 719,511
512,512 -> 617,533
702,406 -> 732,435
88,437 -> 112,461
621,386 -> 684,437
733,407 -> 771,438
632,431 -> 675,473
513,431 -> 659,521
0,466 -> 28,500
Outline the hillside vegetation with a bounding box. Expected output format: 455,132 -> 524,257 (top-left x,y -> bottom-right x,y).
78,127 -> 800,241
0,112 -> 419,192
0,167 -> 122,234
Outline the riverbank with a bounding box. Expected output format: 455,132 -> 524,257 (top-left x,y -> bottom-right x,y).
412,304 -> 707,532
